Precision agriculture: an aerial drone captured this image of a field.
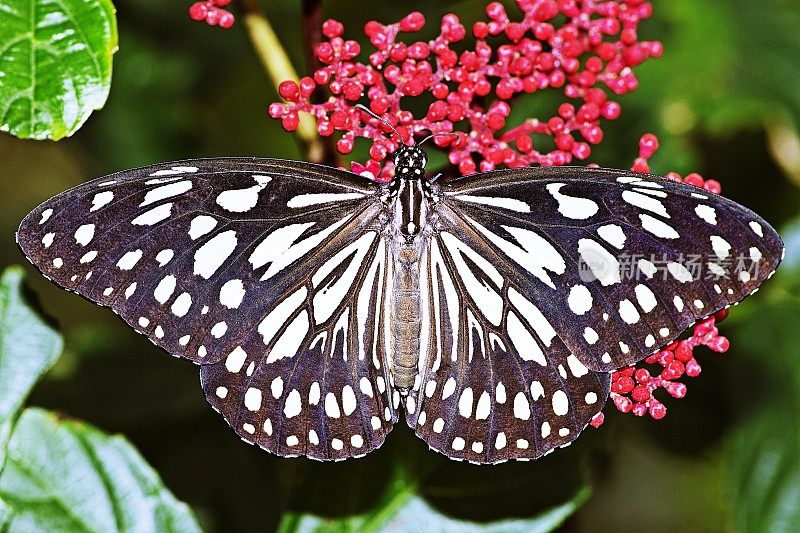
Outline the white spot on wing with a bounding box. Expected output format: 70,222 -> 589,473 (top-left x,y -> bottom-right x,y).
507,288 -> 557,347
74,224 -> 95,246
342,385 -> 357,416
552,390 -> 568,415
513,392 -> 531,420
219,279 -> 246,309
141,180 -> 192,207
635,284 -> 657,313
211,321 -> 228,338
667,262 -> 693,283
90,191 -> 114,211
506,313 -> 546,365
597,224 -> 626,249
148,166 -> 198,177
475,391 -> 490,420
125,282 -> 137,298
258,288 -> 307,346
193,230 -> 238,279
639,214 -> 679,239
638,259 -> 657,278
153,275 -> 176,304
132,203 -> 173,226
271,376 -> 283,398
622,190 -> 670,217
171,293 -> 192,317
546,183 -> 599,219
283,389 -> 301,417
188,215 -> 217,240
245,388 -> 263,411
442,377 -> 456,400
155,249 -> 174,266
694,204 -> 717,225
216,175 -> 272,212
458,387 -> 473,418
454,194 -> 530,212
116,249 -> 143,270
287,192 -> 364,208
225,346 -> 247,372
265,311 -> 309,364
567,285 -> 592,315
566,355 -> 588,377
578,238 -> 621,286
325,392 -> 341,418
618,299 -> 640,324
710,235 -> 732,259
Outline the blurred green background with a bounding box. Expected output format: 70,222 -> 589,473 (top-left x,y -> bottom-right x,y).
1,0 -> 800,531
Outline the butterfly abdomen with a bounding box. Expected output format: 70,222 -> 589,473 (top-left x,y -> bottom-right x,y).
391,243 -> 422,391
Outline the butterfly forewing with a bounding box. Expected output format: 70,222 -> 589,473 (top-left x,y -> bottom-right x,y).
440,167 -> 783,373
17,158 -> 399,459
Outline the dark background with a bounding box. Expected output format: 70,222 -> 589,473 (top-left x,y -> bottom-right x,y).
1,0 -> 799,531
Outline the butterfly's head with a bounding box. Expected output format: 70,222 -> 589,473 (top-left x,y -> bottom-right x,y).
392,146 -> 428,180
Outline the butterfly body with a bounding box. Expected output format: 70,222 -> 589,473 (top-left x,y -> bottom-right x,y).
17,156 -> 783,463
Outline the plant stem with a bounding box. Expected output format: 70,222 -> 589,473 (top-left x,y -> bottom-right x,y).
301,0 -> 323,73
238,0 -> 324,163
301,0 -> 338,165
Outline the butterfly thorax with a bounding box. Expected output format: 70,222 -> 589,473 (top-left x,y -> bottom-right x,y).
388,146 -> 431,392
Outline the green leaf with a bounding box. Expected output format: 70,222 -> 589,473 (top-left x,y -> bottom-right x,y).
728,407 -> 800,533
0,408 -> 202,532
0,0 -> 118,140
0,266 -> 63,467
279,487 -> 589,533
277,431 -> 591,533
724,221 -> 800,531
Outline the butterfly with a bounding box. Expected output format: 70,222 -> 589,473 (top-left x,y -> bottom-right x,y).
17,146 -> 783,464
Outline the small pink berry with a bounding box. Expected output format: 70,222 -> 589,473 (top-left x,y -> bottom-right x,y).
189,2 -> 208,21
278,80 -> 300,102
400,11 -> 425,32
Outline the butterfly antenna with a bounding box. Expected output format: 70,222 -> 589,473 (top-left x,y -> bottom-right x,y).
418,132 -> 459,147
355,104 -> 405,146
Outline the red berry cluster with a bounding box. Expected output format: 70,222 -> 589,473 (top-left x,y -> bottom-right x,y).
269,1 -> 662,180
591,311 -> 730,427
189,0 -> 235,29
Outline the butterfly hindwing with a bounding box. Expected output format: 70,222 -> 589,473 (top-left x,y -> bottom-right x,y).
407,231 -> 610,462
201,233 -> 398,459
17,158 -> 399,459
